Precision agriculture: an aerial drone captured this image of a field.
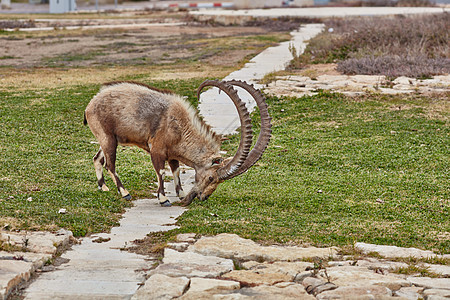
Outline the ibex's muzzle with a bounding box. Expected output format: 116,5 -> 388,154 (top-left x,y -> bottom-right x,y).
181,190 -> 197,206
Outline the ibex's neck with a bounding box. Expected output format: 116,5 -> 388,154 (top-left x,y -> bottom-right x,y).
169,97 -> 221,169
175,131 -> 220,169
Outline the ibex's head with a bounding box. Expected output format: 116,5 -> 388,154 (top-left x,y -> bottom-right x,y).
181,80 -> 272,205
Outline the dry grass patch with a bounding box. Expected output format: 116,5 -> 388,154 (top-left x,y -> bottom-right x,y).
0,64 -> 232,90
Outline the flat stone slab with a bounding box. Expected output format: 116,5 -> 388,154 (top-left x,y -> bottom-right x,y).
151,248 -> 234,278
0,259 -> 34,300
323,266 -> 410,291
188,233 -> 337,262
0,233 -> 69,300
188,277 -> 240,293
239,283 -> 315,300
407,277 -> 450,290
316,285 -> 393,300
0,229 -> 72,254
423,289 -> 450,298
222,270 -> 292,286
424,264 -> 450,277
242,261 -> 313,278
355,242 -> 448,259
131,274 -> 189,300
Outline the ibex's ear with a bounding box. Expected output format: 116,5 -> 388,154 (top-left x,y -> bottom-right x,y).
211,157 -> 223,165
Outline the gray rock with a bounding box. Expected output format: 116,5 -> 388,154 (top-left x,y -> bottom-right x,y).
323,266 -> 410,291
423,288 -> 450,298
423,264 -> 450,277
180,278 -> 240,298
302,276 -> 327,293
241,261 -> 313,278
265,74 -> 450,98
426,296 -> 449,300
189,234 -> 337,262
313,282 -> 338,295
228,283 -> 315,300
0,259 -> 34,299
394,286 -> 423,300
349,257 -> 410,272
0,230 -> 72,254
167,242 -> 189,251
132,274 -> 189,300
176,233 -> 197,243
294,271 -> 313,283
151,248 -> 234,278
302,277 -> 337,295
0,251 -> 53,299
393,76 -> 415,86
407,277 -> 450,290
316,285 -> 393,299
188,277 -> 240,293
221,270 -> 292,286
355,242 -> 441,259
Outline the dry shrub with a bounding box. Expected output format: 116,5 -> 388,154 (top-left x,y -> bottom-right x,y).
396,0 -> 435,6
292,13 -> 449,78
337,55 -> 450,78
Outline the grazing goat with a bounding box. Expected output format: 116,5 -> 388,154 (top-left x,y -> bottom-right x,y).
84,80 -> 271,206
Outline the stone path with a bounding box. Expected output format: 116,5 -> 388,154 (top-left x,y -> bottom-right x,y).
10,170 -> 191,300
133,233 -> 450,300
0,230 -> 73,299
199,23 -> 324,135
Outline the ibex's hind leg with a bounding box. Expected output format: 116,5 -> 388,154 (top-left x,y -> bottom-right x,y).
169,160 -> 185,199
102,139 -> 131,200
93,148 -> 109,192
151,152 -> 171,207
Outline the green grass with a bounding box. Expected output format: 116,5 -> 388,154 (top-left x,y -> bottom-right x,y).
0,78 -> 207,237
177,91 -> 449,254
1,78 -> 448,253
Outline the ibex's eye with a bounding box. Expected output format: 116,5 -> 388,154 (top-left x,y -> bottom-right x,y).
209,176 -> 214,182
212,158 -> 222,165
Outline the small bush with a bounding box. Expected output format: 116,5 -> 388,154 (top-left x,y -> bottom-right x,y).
337,55 -> 450,78
291,13 -> 450,78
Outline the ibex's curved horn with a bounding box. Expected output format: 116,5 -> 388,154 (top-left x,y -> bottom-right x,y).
222,80 -> 272,180
197,80 -> 253,180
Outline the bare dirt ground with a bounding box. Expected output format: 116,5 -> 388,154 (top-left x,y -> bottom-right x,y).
0,11 -> 296,89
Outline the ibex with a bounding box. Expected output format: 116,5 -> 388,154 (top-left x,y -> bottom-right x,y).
84,80 -> 271,206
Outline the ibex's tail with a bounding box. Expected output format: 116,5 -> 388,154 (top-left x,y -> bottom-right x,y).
83,112 -> 88,126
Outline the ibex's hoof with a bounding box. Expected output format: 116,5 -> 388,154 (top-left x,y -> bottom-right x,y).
123,194 -> 132,200
160,200 -> 172,207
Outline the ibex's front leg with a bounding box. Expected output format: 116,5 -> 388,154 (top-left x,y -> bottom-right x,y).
169,160 -> 186,199
151,152 -> 171,207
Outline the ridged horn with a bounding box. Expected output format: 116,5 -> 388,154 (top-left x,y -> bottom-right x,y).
223,80 -> 272,179
197,80 -> 253,180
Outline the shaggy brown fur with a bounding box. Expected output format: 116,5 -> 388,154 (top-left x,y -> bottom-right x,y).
84,81 -> 224,204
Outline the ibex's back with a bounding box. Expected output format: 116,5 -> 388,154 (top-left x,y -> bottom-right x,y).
85,82 -> 176,152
